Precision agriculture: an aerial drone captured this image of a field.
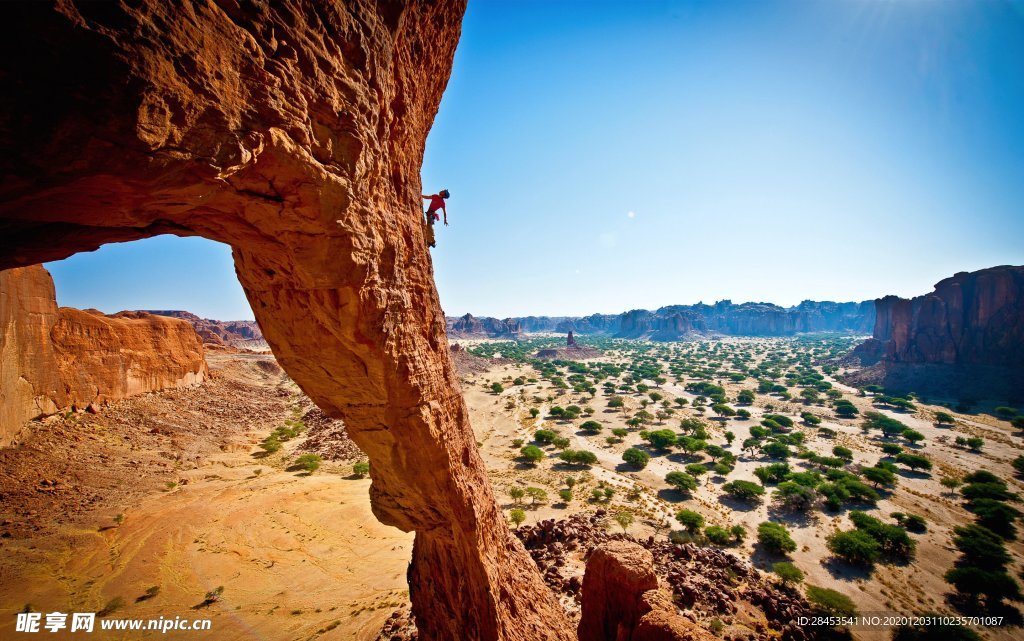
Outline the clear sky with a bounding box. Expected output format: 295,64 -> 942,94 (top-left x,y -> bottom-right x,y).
48,0 -> 1024,320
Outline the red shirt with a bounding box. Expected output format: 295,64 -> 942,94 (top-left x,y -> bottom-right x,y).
427,194 -> 446,211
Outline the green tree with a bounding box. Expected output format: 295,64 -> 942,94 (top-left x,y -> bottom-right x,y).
665,471 -> 698,494
622,448 -> 650,469
827,529 -> 881,566
722,479 -> 765,503
509,487 -> 525,504
676,509 -> 705,533
520,445 -> 544,464
352,461 -> 370,478
491,382 -> 504,394
805,586 -> 858,617
895,452 -> 932,472
704,525 -> 733,545
614,510 -> 634,532
580,420 -> 603,434
509,508 -> 526,528
644,429 -> 677,450
295,453 -> 321,473
757,521 -> 796,554
525,487 -> 548,506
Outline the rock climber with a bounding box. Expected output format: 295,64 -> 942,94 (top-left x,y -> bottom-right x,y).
421,189 -> 449,248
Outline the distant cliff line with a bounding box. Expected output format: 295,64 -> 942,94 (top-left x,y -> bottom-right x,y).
447,299 -> 875,340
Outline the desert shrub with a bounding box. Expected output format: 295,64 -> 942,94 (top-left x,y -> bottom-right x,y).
622,448 -> 650,469
967,498 -> 1020,539
723,480 -> 764,503
753,462 -> 791,485
761,441 -> 791,460
558,449 -> 598,467
614,510 -> 634,532
902,514 -> 927,533
534,429 -> 557,444
509,487 -> 525,503
848,510 -> 915,559
294,453 -> 321,473
644,429 -> 676,450
933,411 -> 956,425
895,452 -> 932,472
757,521 -> 796,554
772,561 -> 804,585
861,466 -> 896,488
525,487 -> 548,505
352,461 -> 370,477
558,489 -> 573,503
880,442 -> 903,456
827,529 -> 881,566
773,481 -> 816,512
520,445 -> 544,464
704,525 -> 733,545
665,471 -> 698,494
763,414 -> 794,427
580,420 -> 603,434
805,586 -> 858,617
490,382 -> 504,394
952,524 -> 1011,567
961,482 -> 1016,503
944,567 -> 1022,605
832,446 -> 853,461
676,509 -> 705,533
509,508 -> 526,528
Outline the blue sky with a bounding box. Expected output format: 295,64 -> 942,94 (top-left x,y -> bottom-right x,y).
49,0 -> 1024,320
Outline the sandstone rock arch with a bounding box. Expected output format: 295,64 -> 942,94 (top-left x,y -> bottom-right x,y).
0,2 -> 571,639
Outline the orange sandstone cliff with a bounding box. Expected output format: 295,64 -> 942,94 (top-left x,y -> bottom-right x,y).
0,265 -> 208,445
0,2 -> 575,639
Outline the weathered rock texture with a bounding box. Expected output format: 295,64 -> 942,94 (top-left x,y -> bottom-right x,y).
578,541 -> 711,641
534,332 -> 602,360
451,300 -> 873,340
0,265 -> 207,445
448,313 -> 522,338
0,2 -> 570,639
145,309 -> 267,349
854,265 -> 1024,366
844,266 -> 1024,400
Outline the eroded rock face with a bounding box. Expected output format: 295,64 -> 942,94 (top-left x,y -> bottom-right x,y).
448,313 -> 522,338
0,265 -> 207,444
0,2 -> 570,639
578,541 -> 714,641
451,300 -> 873,340
145,310 -> 266,349
855,266 -> 1024,366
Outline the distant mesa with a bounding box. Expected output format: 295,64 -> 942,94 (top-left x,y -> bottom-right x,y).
447,299 -> 874,341
535,330 -> 602,360
144,310 -> 267,351
447,313 -> 521,338
842,264 -> 1024,400
0,265 -> 208,446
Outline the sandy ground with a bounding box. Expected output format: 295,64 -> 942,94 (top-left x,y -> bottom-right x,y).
0,355 -> 411,641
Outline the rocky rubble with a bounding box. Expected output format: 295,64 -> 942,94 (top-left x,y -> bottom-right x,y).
296,406 -> 365,462
0,356 -> 298,539
144,310 -> 268,350
515,512 -> 818,641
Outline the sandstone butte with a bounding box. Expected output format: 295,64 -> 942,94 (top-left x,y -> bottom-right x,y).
0,264 -> 208,445
0,2 -> 636,640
